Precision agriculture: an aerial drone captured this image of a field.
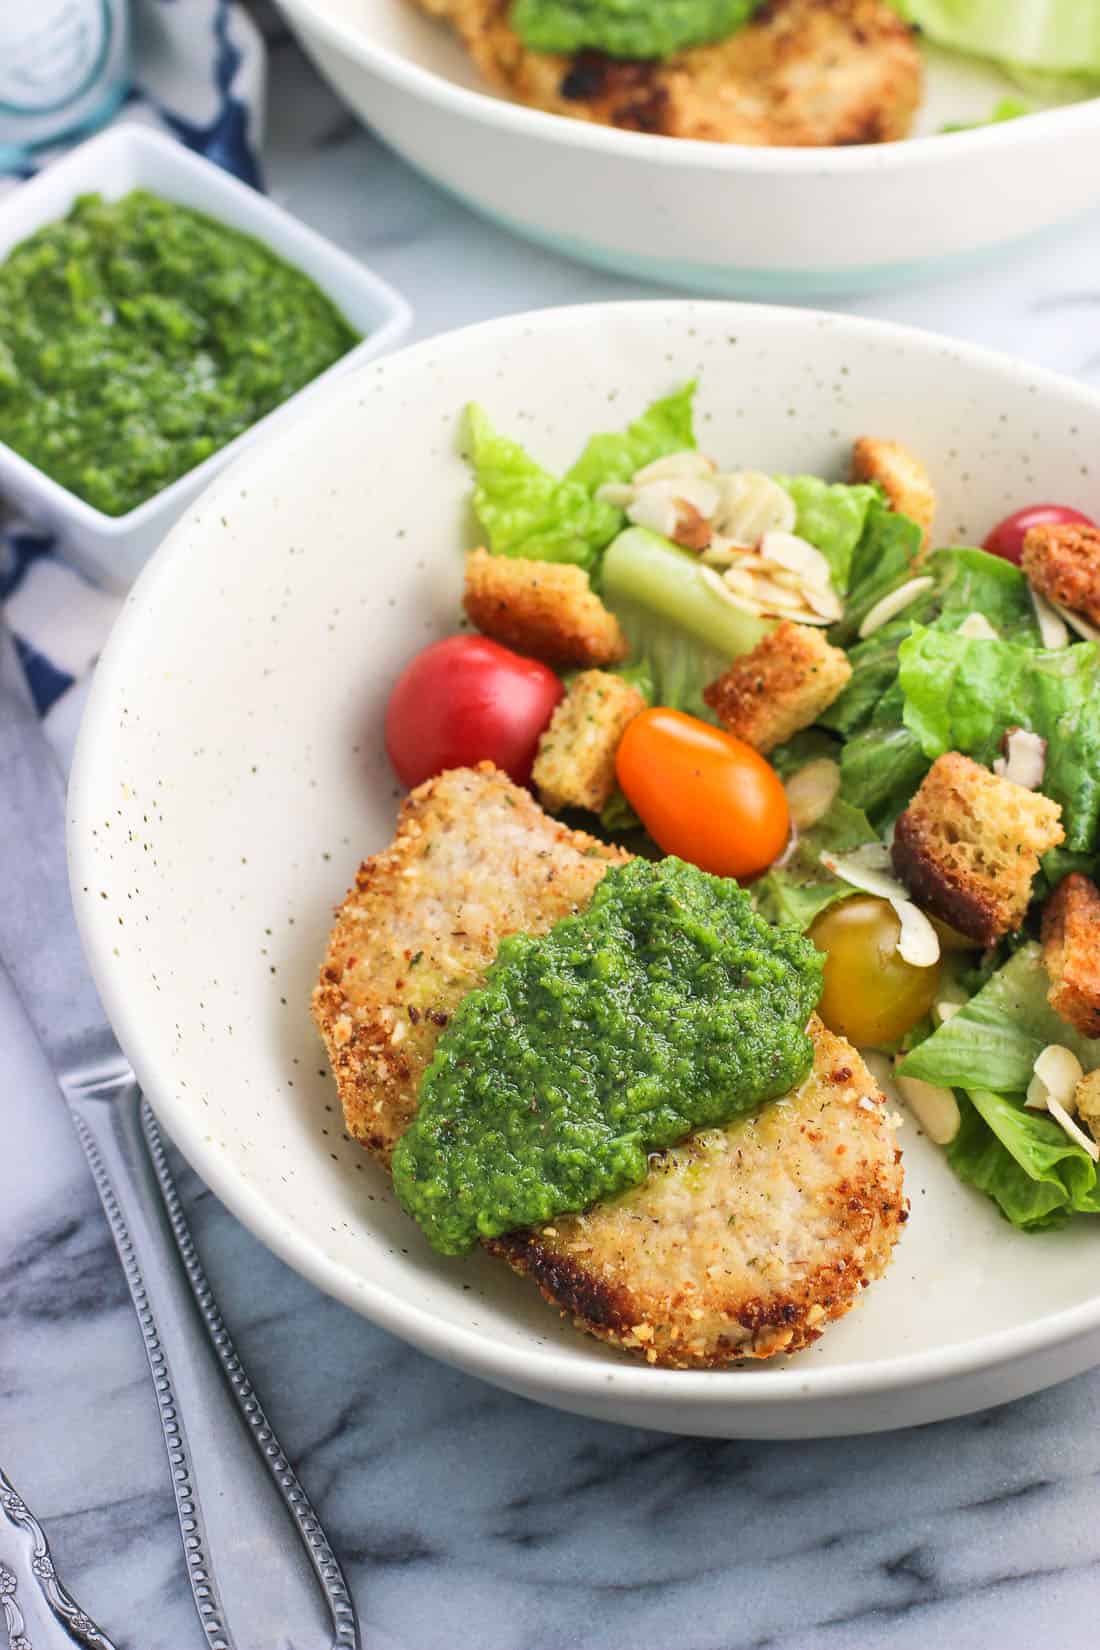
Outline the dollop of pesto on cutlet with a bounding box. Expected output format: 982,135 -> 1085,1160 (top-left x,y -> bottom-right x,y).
392,856 -> 824,1255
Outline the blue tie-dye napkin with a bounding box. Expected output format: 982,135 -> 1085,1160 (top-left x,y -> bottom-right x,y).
0,0 -> 266,730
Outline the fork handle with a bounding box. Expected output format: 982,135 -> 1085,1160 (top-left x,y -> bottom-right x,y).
67,1070 -> 358,1650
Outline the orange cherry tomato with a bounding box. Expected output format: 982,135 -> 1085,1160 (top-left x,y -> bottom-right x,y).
615,707 -> 789,879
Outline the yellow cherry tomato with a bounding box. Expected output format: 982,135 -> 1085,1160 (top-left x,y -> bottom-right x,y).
809,895 -> 941,1047
615,707 -> 789,879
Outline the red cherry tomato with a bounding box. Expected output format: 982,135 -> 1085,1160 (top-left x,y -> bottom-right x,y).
385,636 -> 563,789
615,707 -> 789,879
983,504 -> 1095,566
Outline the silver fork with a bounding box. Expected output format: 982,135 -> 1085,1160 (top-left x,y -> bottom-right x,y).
0,614 -> 360,1650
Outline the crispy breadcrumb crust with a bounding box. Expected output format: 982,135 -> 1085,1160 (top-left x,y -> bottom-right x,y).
490,1021 -> 905,1367
1041,873 -> 1100,1039
313,764 -> 626,1160
314,765 -> 904,1366
463,548 -> 628,666
412,0 -> 921,147
533,669 -> 646,814
703,621 -> 852,754
851,436 -> 936,559
892,752 -> 1064,944
1021,522 -> 1100,629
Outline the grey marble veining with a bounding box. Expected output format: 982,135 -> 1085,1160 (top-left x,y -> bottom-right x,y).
5,22 -> 1100,1650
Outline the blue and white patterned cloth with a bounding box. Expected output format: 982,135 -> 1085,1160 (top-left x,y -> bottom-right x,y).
0,0 -> 266,733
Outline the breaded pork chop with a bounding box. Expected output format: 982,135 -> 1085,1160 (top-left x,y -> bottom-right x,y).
314,764 -> 905,1365
412,0 -> 922,146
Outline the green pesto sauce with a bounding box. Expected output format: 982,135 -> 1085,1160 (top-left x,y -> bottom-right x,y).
511,0 -> 760,60
392,857 -> 824,1256
0,190 -> 360,516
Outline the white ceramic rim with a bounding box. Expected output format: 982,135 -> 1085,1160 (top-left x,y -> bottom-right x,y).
278,0 -> 1100,171
0,124 -> 412,541
71,299 -> 1100,1413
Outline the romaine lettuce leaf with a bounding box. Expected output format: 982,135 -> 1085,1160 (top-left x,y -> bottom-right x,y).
767,728 -> 842,781
600,527 -> 765,719
949,1090 -> 1100,1230
899,627 -> 1100,851
838,721 -> 929,827
566,382 -> 697,493
890,2 -> 1100,78
465,385 -> 697,575
753,798 -> 879,930
776,477 -> 879,594
830,498 -> 923,645
900,943 -> 1100,1092
465,404 -> 619,571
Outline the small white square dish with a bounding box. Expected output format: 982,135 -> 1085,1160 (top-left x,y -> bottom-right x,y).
0,123 -> 412,591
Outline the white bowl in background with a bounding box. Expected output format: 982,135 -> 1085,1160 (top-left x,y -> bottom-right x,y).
0,123 -> 411,592
274,0 -> 1100,297
70,301 -> 1100,1438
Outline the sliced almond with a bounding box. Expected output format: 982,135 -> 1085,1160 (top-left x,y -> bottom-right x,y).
934,999 -> 963,1025
699,566 -> 765,617
894,901 -> 942,968
1030,588 -> 1069,650
713,471 -> 797,544
625,488 -> 677,539
894,1072 -> 961,1146
595,481 -> 636,509
802,584 -> 844,622
1033,1044 -> 1085,1110
857,576 -> 935,639
633,450 -> 715,485
819,847 -> 941,968
759,530 -> 833,591
957,611 -> 1000,641
1052,602 -> 1100,644
784,758 -> 841,831
723,566 -> 756,596
1047,1095 -> 1100,1161
992,727 -> 1047,791
773,823 -> 800,870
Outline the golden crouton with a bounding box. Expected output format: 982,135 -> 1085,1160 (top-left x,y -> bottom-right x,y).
851,436 -> 936,558
892,752 -> 1064,944
1020,522 -> 1100,629
1041,873 -> 1100,1039
463,548 -> 627,667
533,670 -> 646,815
703,622 -> 852,754
1074,1070 -> 1100,1144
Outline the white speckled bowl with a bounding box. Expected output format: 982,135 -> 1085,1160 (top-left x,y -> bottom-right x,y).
70,302 -> 1100,1438
275,0 -> 1100,297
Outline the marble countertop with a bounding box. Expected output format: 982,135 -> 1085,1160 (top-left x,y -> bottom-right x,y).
6,22 -> 1100,1650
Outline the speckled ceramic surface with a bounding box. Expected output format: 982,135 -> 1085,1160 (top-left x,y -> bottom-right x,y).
275,0 -> 1100,296
70,302 -> 1100,1438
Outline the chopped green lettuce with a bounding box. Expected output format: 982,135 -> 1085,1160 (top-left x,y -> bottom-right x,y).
899,627 -> 1100,851
512,0 -> 760,60
767,728 -> 842,780
566,382 -> 696,494
464,404 -> 619,572
753,798 -> 879,931
900,944 -> 1100,1093
464,385 -> 697,576
600,527 -> 765,720
829,498 -> 923,645
826,546 -> 1046,825
890,2 -> 1100,79
901,946 -> 1100,1229
940,97 -> 1030,133
949,1090 -> 1100,1230
776,477 -> 879,594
